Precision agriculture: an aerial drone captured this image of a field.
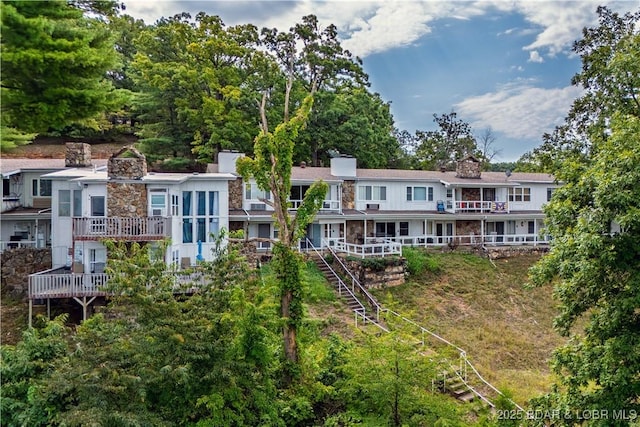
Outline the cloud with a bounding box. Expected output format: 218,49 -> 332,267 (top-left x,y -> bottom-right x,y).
455,83 -> 583,140
528,51 -> 544,63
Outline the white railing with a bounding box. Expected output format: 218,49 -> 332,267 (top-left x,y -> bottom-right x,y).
73,217 -> 170,240
306,239 -> 370,325
29,270 -> 109,299
383,309 -> 525,411
289,199 -> 340,211
332,237 -> 402,258
321,239 -> 384,324
28,269 -> 208,299
388,233 -> 550,247
451,200 -> 509,213
0,240 -> 38,252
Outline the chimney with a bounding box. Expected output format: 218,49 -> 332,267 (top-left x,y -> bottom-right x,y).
217,150 -> 244,174
300,161 -> 306,168
330,155 -> 356,177
65,143 -> 92,168
455,156 -> 481,179
108,146 -> 147,180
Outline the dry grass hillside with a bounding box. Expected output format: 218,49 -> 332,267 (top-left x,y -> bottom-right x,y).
369,251 -> 563,405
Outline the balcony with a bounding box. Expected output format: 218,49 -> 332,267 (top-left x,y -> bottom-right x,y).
452,201 -> 509,213
73,217 -> 170,241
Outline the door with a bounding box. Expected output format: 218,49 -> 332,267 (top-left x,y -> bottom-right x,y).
90,196 -> 106,234
90,248 -> 106,273
306,223 -> 321,248
495,221 -> 504,242
258,223 -> 271,249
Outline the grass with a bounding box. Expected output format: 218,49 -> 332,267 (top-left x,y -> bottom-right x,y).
367,250 -> 562,405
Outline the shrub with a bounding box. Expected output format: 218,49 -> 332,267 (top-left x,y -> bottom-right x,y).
403,247 -> 441,275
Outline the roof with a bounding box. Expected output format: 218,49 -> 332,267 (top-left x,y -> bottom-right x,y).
1,158 -> 108,177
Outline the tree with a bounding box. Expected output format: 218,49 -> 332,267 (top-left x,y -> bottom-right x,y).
0,0 -> 121,149
132,13 -> 262,167
477,127 -> 501,168
524,6 -> 640,420
300,88 -> 401,168
528,112 -> 640,425
237,96 -> 328,383
516,6 -> 640,173
414,112 -> 480,170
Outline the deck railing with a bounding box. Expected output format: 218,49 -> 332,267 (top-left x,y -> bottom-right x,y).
331,237 -> 403,258
450,200 -> 509,213
28,269 -> 207,300
73,217 -> 170,240
0,240 -> 39,252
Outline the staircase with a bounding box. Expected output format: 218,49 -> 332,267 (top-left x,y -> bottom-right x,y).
304,240 -> 522,410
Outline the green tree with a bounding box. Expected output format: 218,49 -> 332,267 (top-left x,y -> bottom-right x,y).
1,0 -> 121,149
414,112 -> 481,170
528,112 -> 640,425
300,88 -> 401,168
517,7 -> 640,173
132,13 -> 263,167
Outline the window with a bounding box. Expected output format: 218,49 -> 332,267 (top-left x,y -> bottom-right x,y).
151,194 -> 166,216
358,185 -> 386,201
375,222 -> 395,237
399,222 -> 409,236
3,179 -> 9,197
508,187 -> 531,202
73,190 -> 82,217
32,179 -> 52,197
182,190 -> 220,243
59,190 -> 71,216
528,221 -> 535,234
171,194 -> 179,216
546,188 -> 556,202
245,183 -> 270,200
290,185 -> 311,201
406,186 -> 433,201
90,196 -> 105,216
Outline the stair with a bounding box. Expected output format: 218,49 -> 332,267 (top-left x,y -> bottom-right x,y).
439,370 -> 476,403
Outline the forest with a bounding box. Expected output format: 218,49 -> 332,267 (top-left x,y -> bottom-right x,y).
1,1 -> 639,426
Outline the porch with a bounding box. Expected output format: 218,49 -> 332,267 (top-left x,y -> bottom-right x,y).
73,217 -> 170,241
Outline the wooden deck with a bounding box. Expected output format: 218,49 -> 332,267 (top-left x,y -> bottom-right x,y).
28,269 -> 207,300
72,217 -> 170,241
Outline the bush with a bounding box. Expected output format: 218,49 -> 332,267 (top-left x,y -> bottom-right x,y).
403,247 -> 441,275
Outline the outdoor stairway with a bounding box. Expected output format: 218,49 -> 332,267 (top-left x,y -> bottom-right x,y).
438,370 -> 476,403
308,252 -> 385,329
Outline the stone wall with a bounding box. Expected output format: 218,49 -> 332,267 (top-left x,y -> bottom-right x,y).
339,255 -> 406,288
485,246 -> 549,260
108,147 -> 147,180
455,220 -> 481,245
107,182 -> 148,217
461,188 -> 480,200
228,178 -> 243,209
1,248 -> 51,298
456,157 -> 481,179
65,143 -> 92,168
342,181 -> 355,209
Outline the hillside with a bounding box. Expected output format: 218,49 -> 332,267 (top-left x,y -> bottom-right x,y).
368,250 -> 561,405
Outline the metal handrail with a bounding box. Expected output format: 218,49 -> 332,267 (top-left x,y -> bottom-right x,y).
382,308 -> 524,411
321,239 -> 383,322
306,239 -> 368,324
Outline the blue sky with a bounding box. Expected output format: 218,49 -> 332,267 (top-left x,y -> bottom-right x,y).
123,1 -> 637,161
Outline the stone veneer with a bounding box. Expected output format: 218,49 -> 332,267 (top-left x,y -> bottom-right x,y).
1,248 -> 51,298
461,188 -> 481,200
108,147 -> 147,180
456,156 -> 481,179
345,219 -> 374,244
107,182 -> 148,217
65,142 -> 92,167
228,178 -> 243,210
455,220 -> 481,244
342,181 -> 355,209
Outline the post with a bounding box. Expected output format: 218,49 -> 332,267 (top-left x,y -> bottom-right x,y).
28,299 -> 33,328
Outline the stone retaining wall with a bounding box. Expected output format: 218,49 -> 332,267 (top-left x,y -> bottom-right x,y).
339,255 -> 406,289
485,246 -> 549,260
1,248 -> 52,298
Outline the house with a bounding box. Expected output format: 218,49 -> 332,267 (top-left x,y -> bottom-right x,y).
1,145 -> 107,252
216,152 -> 558,257
23,144 -> 558,324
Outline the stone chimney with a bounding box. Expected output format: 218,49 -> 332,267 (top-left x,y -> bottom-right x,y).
65,143 -> 92,168
330,155 -> 357,177
455,156 -> 481,179
108,146 -> 147,180
218,150 -> 244,174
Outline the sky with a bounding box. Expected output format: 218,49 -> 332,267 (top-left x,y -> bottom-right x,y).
122,1 -> 638,161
